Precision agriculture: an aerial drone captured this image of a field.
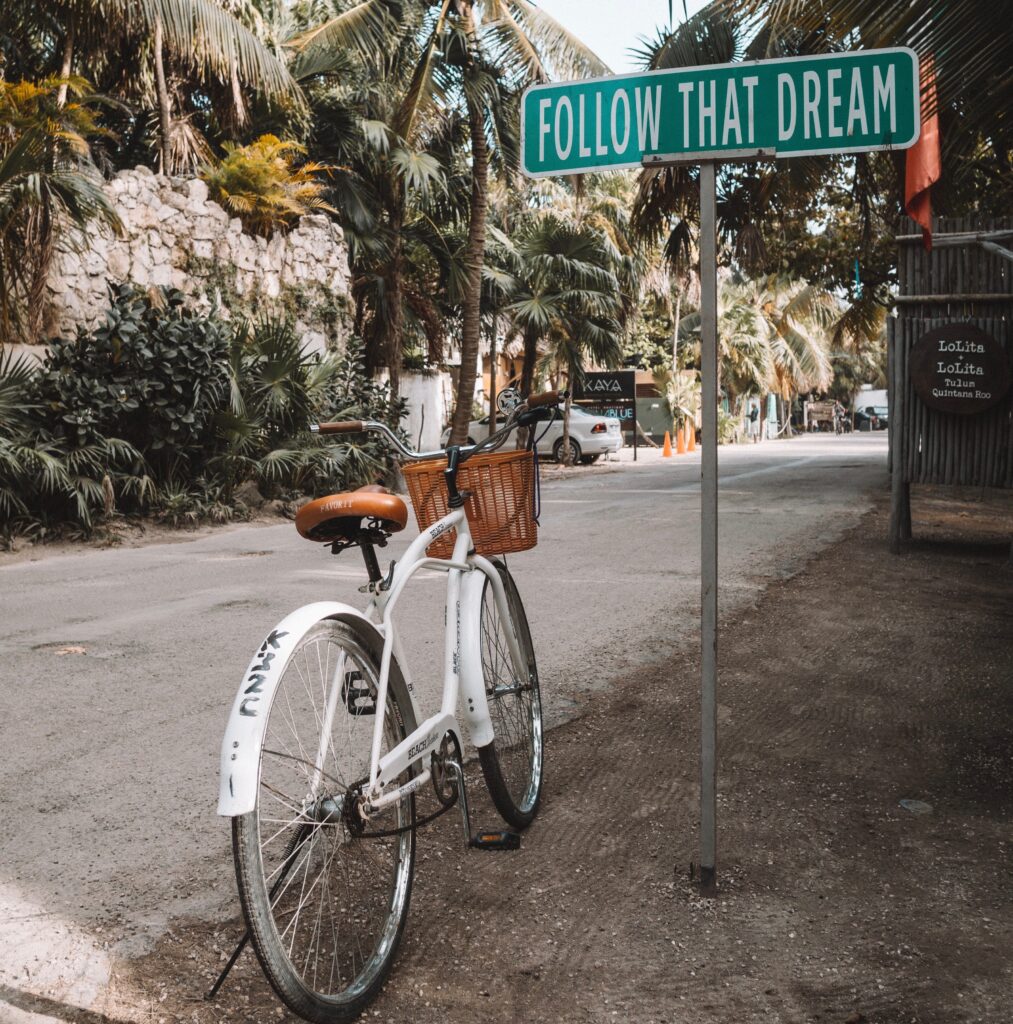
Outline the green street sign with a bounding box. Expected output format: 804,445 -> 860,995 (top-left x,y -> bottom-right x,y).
521,48 -> 920,176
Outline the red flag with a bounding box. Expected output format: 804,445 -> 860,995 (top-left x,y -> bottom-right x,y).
905,56 -> 941,251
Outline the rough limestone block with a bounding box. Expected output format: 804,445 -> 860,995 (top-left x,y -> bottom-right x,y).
228,217 -> 243,234
149,264 -> 172,287
192,240 -> 214,260
186,178 -> 209,203
107,249 -> 130,280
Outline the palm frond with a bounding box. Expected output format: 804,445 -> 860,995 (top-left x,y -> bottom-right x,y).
286,0 -> 394,80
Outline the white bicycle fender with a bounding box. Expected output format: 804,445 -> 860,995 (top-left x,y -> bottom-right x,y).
217,602 -> 382,817
459,570 -> 495,748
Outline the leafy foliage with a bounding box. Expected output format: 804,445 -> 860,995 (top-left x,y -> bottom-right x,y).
201,134 -> 335,237
35,286 -> 230,469
1,289 -> 405,546
0,77 -> 121,343
0,348 -> 148,545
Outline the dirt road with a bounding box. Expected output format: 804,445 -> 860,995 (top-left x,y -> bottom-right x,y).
4,437 -> 1011,1022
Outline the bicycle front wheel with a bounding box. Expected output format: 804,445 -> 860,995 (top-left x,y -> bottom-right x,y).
477,559 -> 544,829
232,619 -> 417,1024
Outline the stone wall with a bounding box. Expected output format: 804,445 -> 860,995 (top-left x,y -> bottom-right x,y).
44,166 -> 351,352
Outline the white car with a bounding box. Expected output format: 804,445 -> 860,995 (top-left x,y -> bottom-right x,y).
442,405 -> 623,463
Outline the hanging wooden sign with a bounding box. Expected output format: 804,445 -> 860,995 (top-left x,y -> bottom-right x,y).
909,323 -> 1011,415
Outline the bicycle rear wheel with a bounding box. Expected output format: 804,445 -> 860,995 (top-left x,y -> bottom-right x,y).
477,560 -> 543,829
232,619 -> 417,1024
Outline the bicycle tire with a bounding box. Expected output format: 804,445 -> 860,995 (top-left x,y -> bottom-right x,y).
232,618 -> 417,1024
476,559 -> 543,829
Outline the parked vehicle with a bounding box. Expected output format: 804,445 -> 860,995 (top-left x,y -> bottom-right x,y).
442,405 -> 623,463
854,404 -> 889,431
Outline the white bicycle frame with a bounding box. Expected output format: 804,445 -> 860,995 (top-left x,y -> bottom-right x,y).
217,504 -> 529,819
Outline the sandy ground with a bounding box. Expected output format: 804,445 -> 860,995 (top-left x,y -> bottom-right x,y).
67,483 -> 1013,1024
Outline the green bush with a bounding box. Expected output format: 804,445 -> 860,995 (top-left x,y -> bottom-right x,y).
2,290 -> 406,545
0,348 -> 149,545
200,135 -> 335,238
215,324 -> 406,498
35,285 -> 230,473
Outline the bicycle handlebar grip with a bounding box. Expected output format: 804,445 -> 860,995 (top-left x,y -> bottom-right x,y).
527,389 -> 566,409
313,421 -> 364,434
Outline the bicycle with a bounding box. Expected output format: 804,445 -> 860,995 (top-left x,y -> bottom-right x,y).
213,391 -> 563,1023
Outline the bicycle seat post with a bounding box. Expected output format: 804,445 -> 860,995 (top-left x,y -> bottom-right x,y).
357,532 -> 383,585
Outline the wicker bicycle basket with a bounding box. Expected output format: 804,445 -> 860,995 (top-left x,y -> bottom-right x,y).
402,448 -> 537,559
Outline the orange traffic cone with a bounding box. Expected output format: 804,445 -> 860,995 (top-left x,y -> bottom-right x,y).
686,422 -> 696,452
676,425 -> 687,454
662,431 -> 673,457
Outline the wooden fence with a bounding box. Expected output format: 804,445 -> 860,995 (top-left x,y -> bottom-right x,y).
887,216 -> 1013,550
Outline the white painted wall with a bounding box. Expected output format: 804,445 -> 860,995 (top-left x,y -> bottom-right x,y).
400,372 -> 447,452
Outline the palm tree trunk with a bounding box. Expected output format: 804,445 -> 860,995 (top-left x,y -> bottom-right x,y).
671,288 -> 682,372
153,16 -> 172,174
519,324 -> 538,397
385,203 -> 405,397
488,316 -> 498,436
449,5 -> 489,446
561,386 -> 573,465
56,19 -> 75,108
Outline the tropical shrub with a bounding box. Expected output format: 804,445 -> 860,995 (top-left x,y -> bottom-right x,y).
214,324 -> 406,498
2,287 -> 406,544
34,285 -> 230,474
0,348 -> 149,545
201,135 -> 335,237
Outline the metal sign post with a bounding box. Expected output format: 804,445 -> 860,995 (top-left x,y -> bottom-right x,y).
698,159 -> 719,895
521,46 -> 921,898
645,149 -> 773,895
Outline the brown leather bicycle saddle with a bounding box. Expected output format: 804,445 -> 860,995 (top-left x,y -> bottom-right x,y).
296,484 -> 409,542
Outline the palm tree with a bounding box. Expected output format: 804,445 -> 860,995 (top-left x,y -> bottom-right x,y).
292,0 -> 608,438
487,213 -> 622,463
446,1 -> 611,444
290,4 -> 454,394
718,0 -> 1013,202
4,0 -> 304,173
678,272 -> 835,419
0,77 -> 121,343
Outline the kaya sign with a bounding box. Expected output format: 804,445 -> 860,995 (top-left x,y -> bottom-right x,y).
521,48 -> 919,176
909,324 -> 1012,415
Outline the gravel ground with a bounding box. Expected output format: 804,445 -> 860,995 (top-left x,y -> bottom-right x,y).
86,484 -> 1013,1024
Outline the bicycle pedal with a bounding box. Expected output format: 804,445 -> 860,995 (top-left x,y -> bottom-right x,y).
469,829 -> 521,851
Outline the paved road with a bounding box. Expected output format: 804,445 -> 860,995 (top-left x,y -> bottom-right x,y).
0,433 -> 887,1018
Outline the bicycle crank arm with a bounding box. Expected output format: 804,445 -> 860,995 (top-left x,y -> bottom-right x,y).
442,759 -> 521,852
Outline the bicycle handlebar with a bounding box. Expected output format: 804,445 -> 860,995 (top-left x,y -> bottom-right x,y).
312,420 -> 364,435
310,390 -> 568,462
527,389 -> 564,409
